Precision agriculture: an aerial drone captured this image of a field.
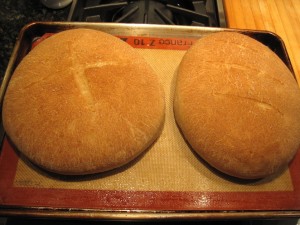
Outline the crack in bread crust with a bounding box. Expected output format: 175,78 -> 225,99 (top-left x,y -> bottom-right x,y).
203,60 -> 261,73
70,51 -> 149,144
70,51 -> 117,109
213,92 -> 283,115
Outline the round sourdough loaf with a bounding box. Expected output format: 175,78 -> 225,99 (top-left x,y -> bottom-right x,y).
2,28 -> 165,175
174,31 -> 300,179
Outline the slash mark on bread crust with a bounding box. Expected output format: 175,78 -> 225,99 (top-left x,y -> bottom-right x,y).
213,92 -> 283,116
71,52 -> 117,108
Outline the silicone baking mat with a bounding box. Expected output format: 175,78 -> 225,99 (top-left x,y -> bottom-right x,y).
1,25 -> 300,215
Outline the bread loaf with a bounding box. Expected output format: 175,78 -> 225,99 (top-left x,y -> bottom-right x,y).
174,31 -> 300,179
2,28 -> 165,175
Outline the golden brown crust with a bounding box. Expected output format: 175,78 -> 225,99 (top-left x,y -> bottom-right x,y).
2,28 -> 165,175
174,31 -> 300,179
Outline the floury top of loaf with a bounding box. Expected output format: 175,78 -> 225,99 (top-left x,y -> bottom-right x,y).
174,31 -> 300,179
2,28 -> 165,175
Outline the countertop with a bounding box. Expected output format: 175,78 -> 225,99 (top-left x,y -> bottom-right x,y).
0,0 -> 70,82
223,0 -> 300,83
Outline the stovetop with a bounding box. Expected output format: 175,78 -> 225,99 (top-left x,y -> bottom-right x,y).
67,0 -> 226,27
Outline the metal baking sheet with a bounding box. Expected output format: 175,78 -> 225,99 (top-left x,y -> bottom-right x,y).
0,22 -> 299,220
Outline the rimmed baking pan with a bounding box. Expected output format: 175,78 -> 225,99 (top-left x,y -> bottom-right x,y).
0,22 -> 299,220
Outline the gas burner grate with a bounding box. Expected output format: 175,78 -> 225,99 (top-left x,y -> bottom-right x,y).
68,0 -> 224,27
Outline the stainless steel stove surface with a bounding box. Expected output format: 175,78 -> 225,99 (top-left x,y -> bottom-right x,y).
67,0 -> 226,27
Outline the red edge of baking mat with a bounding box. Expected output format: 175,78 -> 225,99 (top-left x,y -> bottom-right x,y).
1,137 -> 300,211
31,33 -> 197,50
1,33 -> 300,211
